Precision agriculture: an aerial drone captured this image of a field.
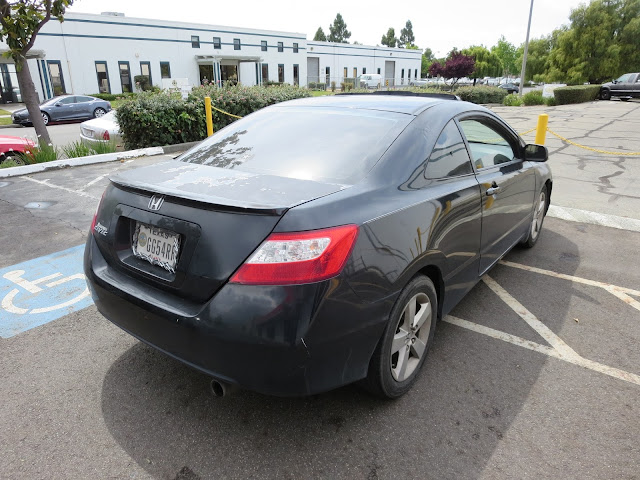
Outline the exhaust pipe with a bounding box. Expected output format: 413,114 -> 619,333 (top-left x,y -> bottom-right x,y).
210,379 -> 239,397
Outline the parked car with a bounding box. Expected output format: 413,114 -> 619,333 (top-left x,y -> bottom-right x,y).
80,110 -> 121,146
359,74 -> 383,89
12,95 -> 112,126
600,73 -> 640,100
410,78 -> 429,87
84,93 -> 552,399
499,83 -> 519,94
0,135 -> 36,164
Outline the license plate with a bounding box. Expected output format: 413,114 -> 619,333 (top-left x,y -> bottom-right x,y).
132,222 -> 180,273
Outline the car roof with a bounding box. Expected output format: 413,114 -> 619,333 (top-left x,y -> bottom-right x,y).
277,93 -> 459,116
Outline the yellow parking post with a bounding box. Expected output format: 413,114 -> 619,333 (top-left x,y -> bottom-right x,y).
535,113 -> 548,145
205,96 -> 213,137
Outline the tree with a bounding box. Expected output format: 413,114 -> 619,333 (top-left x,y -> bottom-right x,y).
428,51 -> 475,88
514,36 -> 551,83
491,35 -> 518,76
421,48 -> 435,77
313,27 -> 327,41
328,13 -> 351,43
0,0 -> 73,147
399,20 -> 415,48
381,27 -> 398,48
462,45 -> 503,81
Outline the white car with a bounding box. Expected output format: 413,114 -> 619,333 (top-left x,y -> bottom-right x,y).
80,110 -> 121,146
410,78 -> 429,87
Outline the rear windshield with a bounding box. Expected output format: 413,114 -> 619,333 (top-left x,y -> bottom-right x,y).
179,106 -> 410,184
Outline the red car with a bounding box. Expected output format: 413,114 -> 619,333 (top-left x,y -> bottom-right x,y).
0,135 -> 36,164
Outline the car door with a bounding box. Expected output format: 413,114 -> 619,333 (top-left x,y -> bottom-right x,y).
458,115 -> 536,274
74,96 -> 95,119
50,96 -> 77,121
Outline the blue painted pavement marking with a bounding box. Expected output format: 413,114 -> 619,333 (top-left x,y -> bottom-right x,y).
0,245 -> 93,338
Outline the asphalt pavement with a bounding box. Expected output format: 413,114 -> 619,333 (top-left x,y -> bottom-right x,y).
1,100 -> 639,479
1,122 -> 84,149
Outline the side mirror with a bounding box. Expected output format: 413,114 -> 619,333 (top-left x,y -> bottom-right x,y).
524,144 -> 548,162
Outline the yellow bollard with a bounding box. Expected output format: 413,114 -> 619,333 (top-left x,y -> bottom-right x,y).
535,113 -> 548,145
205,96 -> 213,137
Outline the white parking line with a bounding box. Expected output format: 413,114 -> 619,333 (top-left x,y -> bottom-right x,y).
22,176 -> 100,200
443,268 -> 640,387
548,205 -> 640,233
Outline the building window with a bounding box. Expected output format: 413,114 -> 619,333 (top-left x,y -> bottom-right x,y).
293,42 -> 298,53
325,66 -> 330,84
343,67 -> 348,79
95,61 -> 110,93
363,67 -> 366,74
234,38 -> 241,50
377,68 -> 381,74
293,64 -> 299,85
191,35 -> 200,48
47,60 -> 66,95
353,67 -> 357,78
119,61 -> 132,92
261,64 -> 269,83
278,64 -> 284,83
160,61 -> 171,79
408,69 -> 411,81
401,68 -> 405,84
140,61 -> 152,89
277,42 -> 283,52
261,40 -> 267,52
415,69 -> 418,79
213,37 -> 221,49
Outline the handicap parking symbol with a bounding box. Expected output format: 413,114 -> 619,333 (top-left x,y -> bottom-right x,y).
0,245 -> 94,338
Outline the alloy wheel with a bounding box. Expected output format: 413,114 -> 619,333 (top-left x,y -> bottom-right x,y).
530,190 -> 546,242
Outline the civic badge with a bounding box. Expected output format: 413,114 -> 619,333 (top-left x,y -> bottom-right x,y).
148,195 -> 164,211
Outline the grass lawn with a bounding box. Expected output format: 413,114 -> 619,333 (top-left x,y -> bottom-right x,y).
310,90 -> 334,97
0,108 -> 12,116
109,99 -> 130,110
0,116 -> 13,125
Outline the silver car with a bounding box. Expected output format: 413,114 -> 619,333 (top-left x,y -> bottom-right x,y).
12,95 -> 112,126
80,110 -> 121,146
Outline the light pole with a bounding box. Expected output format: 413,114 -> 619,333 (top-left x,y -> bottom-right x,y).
519,0 -> 535,95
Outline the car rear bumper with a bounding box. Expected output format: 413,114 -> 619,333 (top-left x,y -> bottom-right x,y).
84,235 -> 390,396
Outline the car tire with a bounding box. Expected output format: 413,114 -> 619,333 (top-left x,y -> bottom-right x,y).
0,152 -> 27,166
93,107 -> 107,118
42,112 -> 50,126
363,275 -> 437,399
520,185 -> 548,248
600,89 -> 611,100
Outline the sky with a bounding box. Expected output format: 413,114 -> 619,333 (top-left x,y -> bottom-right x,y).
68,0 -> 583,57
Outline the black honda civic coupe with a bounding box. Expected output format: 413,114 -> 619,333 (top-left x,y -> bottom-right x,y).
84,93 -> 552,398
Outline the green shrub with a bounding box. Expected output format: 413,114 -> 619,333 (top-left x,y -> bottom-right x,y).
331,81 -> 336,92
455,86 -> 508,104
308,82 -> 326,90
119,85 -> 311,149
523,90 -> 544,106
90,92 -> 137,101
553,85 -> 601,105
62,140 -> 94,159
544,96 -> 557,106
25,144 -> 59,163
0,158 -> 21,168
134,75 -> 152,91
503,94 -> 523,106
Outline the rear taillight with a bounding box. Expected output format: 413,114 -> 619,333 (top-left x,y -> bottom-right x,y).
102,130 -> 110,140
230,225 -> 359,285
90,190 -> 106,233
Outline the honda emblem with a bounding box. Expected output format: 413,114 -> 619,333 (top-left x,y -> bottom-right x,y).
148,195 -> 164,211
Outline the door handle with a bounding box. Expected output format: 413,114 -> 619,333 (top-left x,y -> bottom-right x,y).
486,186 -> 501,195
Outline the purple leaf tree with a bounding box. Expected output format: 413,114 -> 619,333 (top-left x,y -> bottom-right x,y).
429,52 -> 475,89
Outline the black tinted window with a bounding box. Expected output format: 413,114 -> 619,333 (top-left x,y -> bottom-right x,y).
425,121 -> 473,178
179,107 -> 410,184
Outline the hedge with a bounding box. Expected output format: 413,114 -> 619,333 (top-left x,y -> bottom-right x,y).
117,84 -> 310,149
90,92 -> 137,101
553,85 -> 601,105
522,90 -> 544,106
455,86 -> 508,104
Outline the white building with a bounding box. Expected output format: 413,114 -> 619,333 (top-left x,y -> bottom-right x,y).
0,12 -> 421,103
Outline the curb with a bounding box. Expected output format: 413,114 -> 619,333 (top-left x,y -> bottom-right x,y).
0,140 -> 201,179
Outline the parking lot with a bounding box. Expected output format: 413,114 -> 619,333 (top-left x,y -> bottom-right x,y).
1,100 -> 639,479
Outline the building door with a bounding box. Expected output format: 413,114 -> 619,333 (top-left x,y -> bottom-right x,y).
95,61 -> 110,93
384,61 -> 395,87
262,64 -> 269,84
199,64 -> 214,85
47,60 -> 66,96
119,62 -> 132,92
307,57 -> 319,84
221,65 -> 238,85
